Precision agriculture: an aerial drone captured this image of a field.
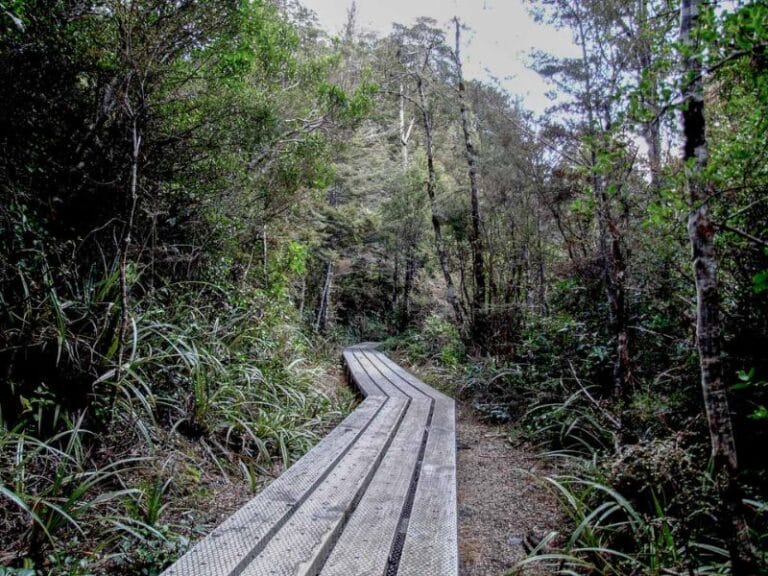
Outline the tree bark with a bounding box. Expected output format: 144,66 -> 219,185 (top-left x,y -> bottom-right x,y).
453,18 -> 486,348
680,1 -> 757,572
114,116 -> 141,409
416,74 -> 465,326
392,252 -> 400,311
399,82 -> 415,170
262,221 -> 268,285
634,0 -> 664,193
315,261 -> 333,333
395,81 -> 417,327
400,247 -> 416,330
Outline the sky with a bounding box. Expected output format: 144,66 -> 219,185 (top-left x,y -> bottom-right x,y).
299,0 -> 579,115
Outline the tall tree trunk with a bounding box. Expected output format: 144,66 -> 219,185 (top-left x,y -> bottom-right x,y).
315,187 -> 338,333
634,0 -> 664,193
315,262 -> 333,333
575,13 -> 632,414
680,1 -> 757,572
400,247 -> 416,330
399,82 -> 414,170
262,221 -> 268,285
114,116 -> 141,410
453,18 -> 486,347
395,81 -> 415,327
595,174 -> 631,406
417,75 -> 464,326
298,276 -> 307,317
392,252 -> 400,311
535,214 -> 547,313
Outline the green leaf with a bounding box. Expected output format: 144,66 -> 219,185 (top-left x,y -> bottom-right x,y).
753,270 -> 768,294
737,368 -> 755,381
749,405 -> 768,421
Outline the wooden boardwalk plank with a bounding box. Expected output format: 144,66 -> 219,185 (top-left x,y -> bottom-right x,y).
342,350 -> 384,398
360,349 -> 432,402
396,397 -> 457,576
320,391 -> 431,575
367,350 -> 454,403
238,397 -> 409,576
161,397 -> 385,576
347,348 -> 458,576
161,345 -> 457,576
344,349 -> 405,400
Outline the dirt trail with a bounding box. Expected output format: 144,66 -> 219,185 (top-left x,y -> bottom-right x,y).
457,405 -> 561,576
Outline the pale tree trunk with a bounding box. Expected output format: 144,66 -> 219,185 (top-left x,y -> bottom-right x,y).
315,187 -> 338,333
315,262 -> 333,333
399,82 -> 415,170
417,74 -> 464,326
262,221 -> 268,285
400,248 -> 416,330
633,0 -> 664,192
392,252 -> 400,311
392,81 -> 416,320
453,18 -> 486,348
395,82 -> 415,323
298,276 -> 306,317
680,1 -> 757,572
115,115 -> 141,407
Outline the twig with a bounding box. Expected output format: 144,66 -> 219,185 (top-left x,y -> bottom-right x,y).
567,360 -> 620,429
717,222 -> 768,248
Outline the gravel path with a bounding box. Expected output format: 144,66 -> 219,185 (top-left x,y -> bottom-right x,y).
457,404 -> 562,576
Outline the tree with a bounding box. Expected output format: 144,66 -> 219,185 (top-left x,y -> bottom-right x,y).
679,0 -> 759,571
392,19 -> 466,327
452,18 -> 487,347
533,0 -> 636,417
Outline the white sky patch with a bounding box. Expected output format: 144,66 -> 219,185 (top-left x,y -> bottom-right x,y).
300,0 -> 579,115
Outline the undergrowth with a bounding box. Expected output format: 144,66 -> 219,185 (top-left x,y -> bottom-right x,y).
390,310 -> 768,575
502,316 -> 768,574
0,277 -> 355,574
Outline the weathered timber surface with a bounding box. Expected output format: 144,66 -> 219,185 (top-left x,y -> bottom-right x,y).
162,344 -> 458,576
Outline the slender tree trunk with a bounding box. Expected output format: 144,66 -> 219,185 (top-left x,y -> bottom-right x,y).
638,0 -> 664,193
114,117 -> 141,407
392,252 -> 400,311
595,177 -> 631,406
453,18 -> 486,347
395,81 -> 415,326
315,187 -> 338,333
315,262 -> 333,333
536,214 -> 547,313
399,82 -> 414,170
400,247 -> 416,330
298,276 -> 306,317
262,221 -> 268,285
680,1 -> 757,572
417,75 -> 464,326
575,13 -> 632,413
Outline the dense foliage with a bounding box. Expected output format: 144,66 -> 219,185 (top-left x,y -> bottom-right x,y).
0,1 -> 369,572
2,0 -> 768,574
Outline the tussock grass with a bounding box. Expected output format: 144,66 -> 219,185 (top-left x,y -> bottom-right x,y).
1,279 -> 352,574
512,386 -> 764,576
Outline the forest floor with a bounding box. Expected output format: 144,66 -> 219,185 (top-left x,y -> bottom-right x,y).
456,404 -> 562,576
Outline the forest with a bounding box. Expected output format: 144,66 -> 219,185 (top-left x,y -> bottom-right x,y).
1,0 -> 767,574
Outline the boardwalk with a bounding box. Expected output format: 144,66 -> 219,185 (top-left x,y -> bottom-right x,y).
162,344 -> 458,576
